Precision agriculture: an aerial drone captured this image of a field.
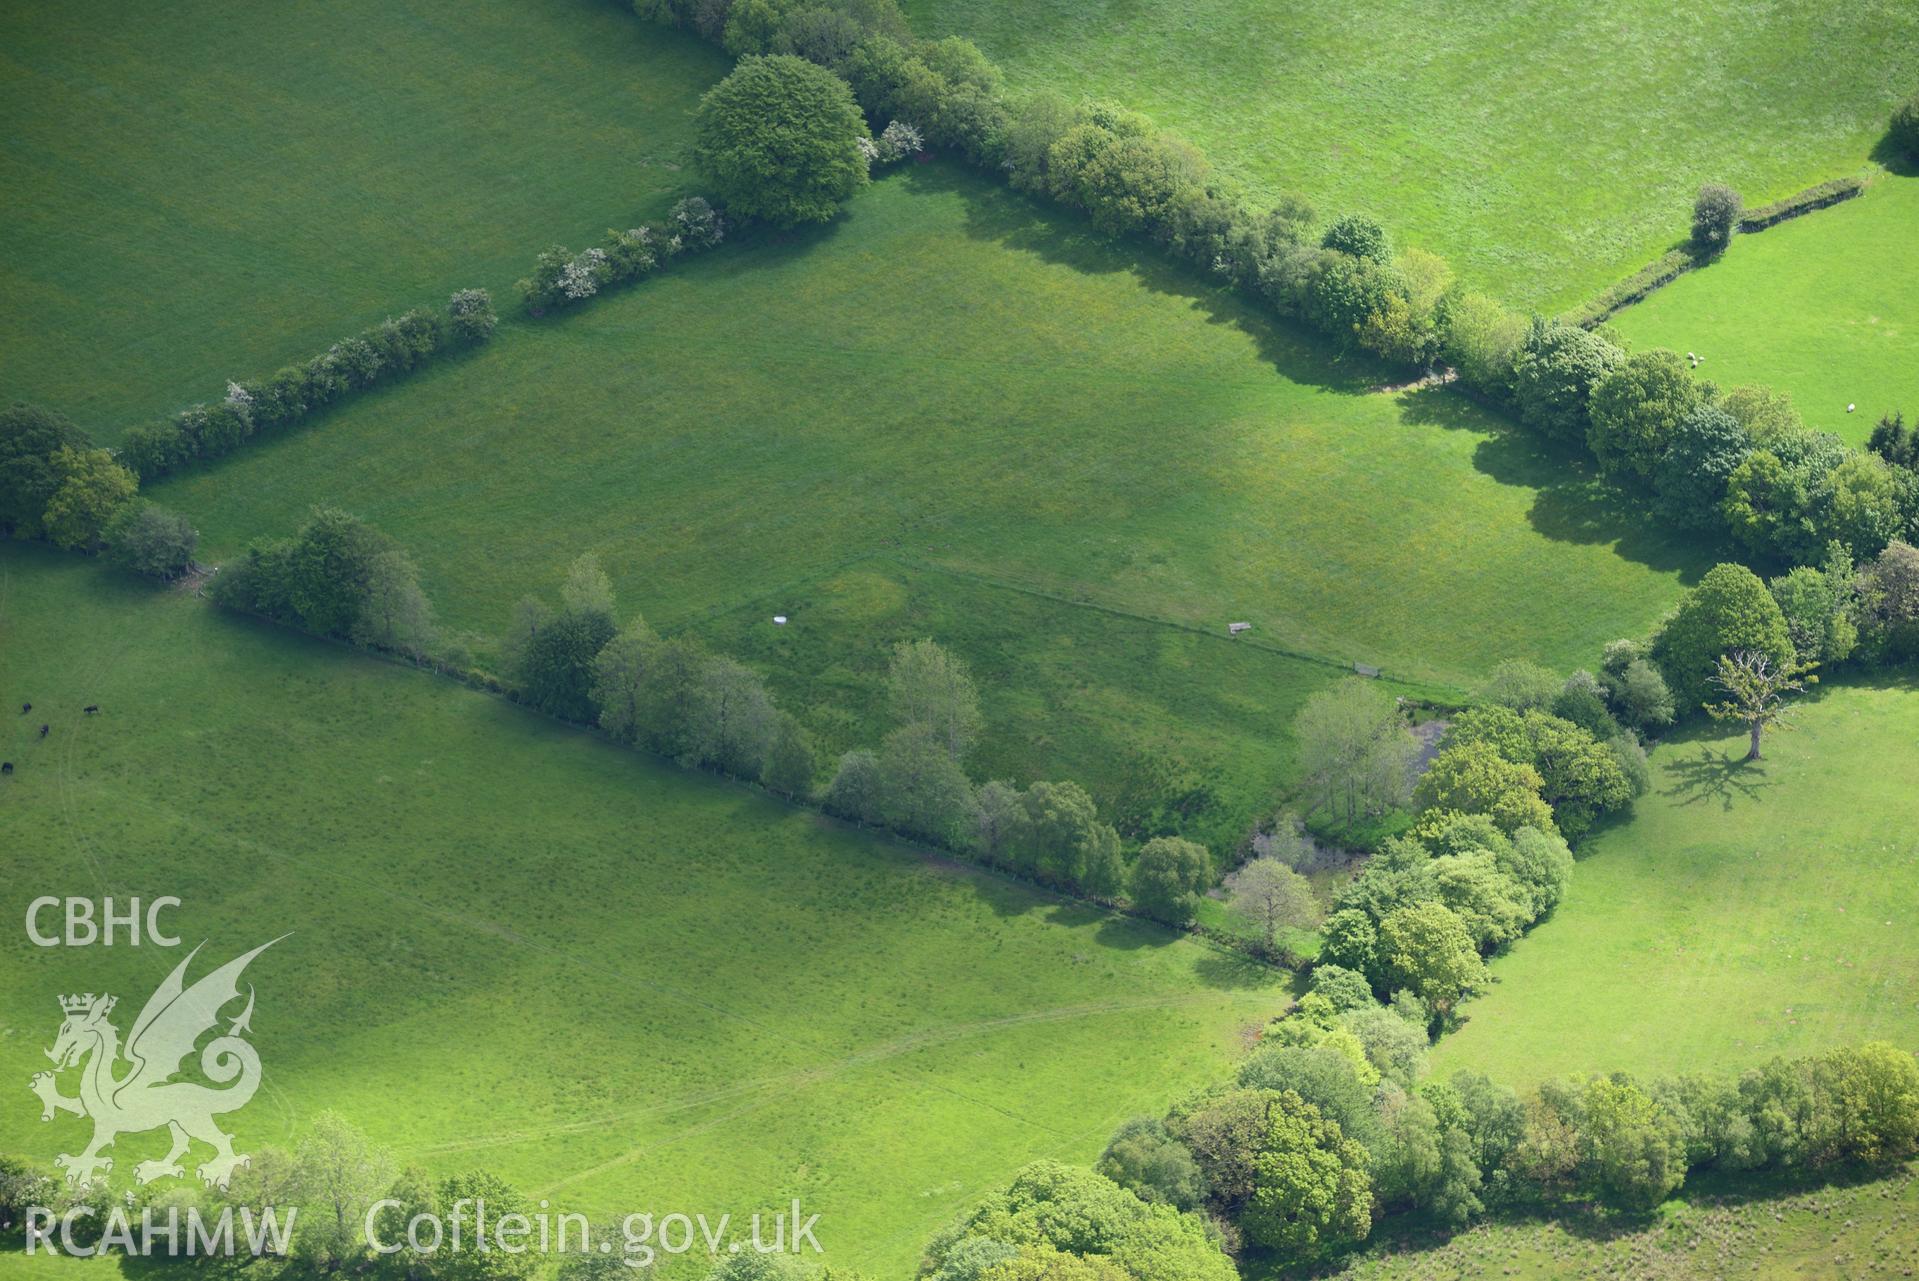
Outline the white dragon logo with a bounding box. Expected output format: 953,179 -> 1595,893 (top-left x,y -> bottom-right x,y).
28,939 -> 282,1190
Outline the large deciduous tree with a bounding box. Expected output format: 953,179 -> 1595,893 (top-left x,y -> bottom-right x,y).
1295,678 -> 1417,825
1587,349 -> 1704,487
1653,404 -> 1752,531
1857,540 -> 1919,661
1242,1091 -> 1373,1258
0,402 -> 91,540
1510,319 -> 1622,443
1651,562 -> 1795,713
1129,836 -> 1213,926
693,55 -> 870,226
1374,902 -> 1487,1014
293,1112 -> 393,1274
876,722 -> 974,842
103,501 -> 198,581
885,637 -> 983,759
1705,649 -> 1809,761
1411,741 -> 1554,835
1580,1076 -> 1685,1211
1224,856 -> 1321,951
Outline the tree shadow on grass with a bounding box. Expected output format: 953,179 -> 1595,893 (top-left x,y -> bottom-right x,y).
1660,744 -> 1776,812
1086,910 -> 1160,951
1191,946 -> 1297,994
1397,384 -> 1716,580
896,161 -> 1392,396
1869,132 -> 1917,179
904,159 -> 1722,580
683,206 -> 857,279
708,162 -> 1726,585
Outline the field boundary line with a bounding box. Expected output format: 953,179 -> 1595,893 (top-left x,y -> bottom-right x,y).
885,556 -> 1462,702
204,592 -> 1303,971
1565,170 -> 1874,327
669,547 -> 1461,702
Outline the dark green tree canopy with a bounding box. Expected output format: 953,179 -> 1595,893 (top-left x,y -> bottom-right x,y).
1691,183 -> 1741,254
1321,213 -> 1389,263
1510,319 -> 1622,442
1129,835 -> 1213,926
0,402 -> 92,539
1588,348 -> 1705,486
1655,404 -> 1752,530
1651,562 -> 1796,712
694,54 -> 871,226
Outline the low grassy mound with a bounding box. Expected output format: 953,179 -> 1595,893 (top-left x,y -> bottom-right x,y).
0,547 -> 1285,1276
1432,678 -> 1919,1085
0,0 -> 727,428
149,167 -> 1701,835
1611,175 -> 1919,446
900,0 -> 1918,310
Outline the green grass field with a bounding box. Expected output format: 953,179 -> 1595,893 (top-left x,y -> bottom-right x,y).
0,0 -> 727,431
701,557 -> 1365,852
1610,175 -> 1919,446
1432,678 -> 1919,1086
1327,1168 -> 1919,1280
146,166 -> 1703,843
900,0 -> 1918,311
0,546 -> 1288,1276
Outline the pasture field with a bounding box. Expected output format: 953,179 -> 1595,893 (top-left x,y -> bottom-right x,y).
0,0 -> 727,430
899,0 -> 1919,311
1327,1168 -> 1919,1280
1432,678 -> 1919,1086
0,546 -> 1289,1276
149,165 -> 1702,834
700,557 -> 1391,853
1610,175 -> 1919,446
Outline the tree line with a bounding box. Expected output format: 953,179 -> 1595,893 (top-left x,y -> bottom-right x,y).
200,522 -> 1272,942
0,1116 -> 825,1281
1007,1035 -> 1919,1276
631,0 -> 1919,654
501,552 -> 1248,924
647,2 -> 1483,378
1,287 -> 501,574
517,198 -> 725,315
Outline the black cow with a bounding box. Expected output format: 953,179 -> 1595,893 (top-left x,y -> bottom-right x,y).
38,724 -> 49,738
1,762 -> 12,774
83,705 -> 99,715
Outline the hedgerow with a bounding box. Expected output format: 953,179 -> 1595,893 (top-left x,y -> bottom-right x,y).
516,198 -> 725,315
628,0 -> 1916,605
120,293 -> 496,482
1737,174 -> 1865,231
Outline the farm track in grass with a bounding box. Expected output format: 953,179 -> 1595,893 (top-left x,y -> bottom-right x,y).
0,0 -> 727,430
900,0 -> 1919,312
0,546 -> 1288,1277
150,165 -> 1707,836
1431,677 -> 1919,1087
1611,174 -> 1919,446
